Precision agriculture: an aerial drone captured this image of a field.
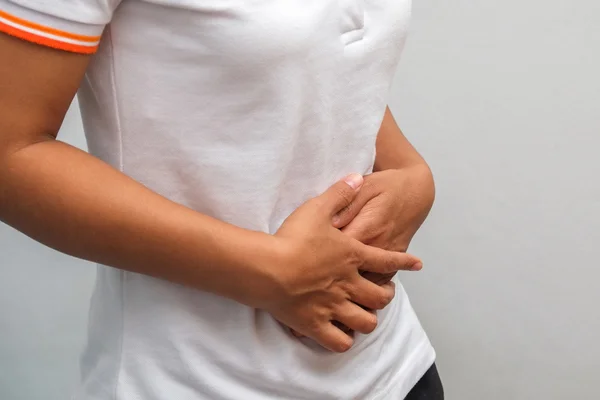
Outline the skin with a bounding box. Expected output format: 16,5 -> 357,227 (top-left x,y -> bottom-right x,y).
342,107 -> 435,283
0,34 -> 424,353
291,109 -> 436,337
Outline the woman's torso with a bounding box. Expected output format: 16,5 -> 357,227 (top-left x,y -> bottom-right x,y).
75,1 -> 435,398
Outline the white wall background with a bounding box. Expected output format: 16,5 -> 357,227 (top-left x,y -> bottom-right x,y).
1,1 -> 599,399
0,104 -> 96,400
394,1 -> 599,399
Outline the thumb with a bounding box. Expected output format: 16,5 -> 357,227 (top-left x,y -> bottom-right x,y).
318,174 -> 364,218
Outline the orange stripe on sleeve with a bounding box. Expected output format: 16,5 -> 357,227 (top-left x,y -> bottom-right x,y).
0,9 -> 101,43
0,20 -> 97,54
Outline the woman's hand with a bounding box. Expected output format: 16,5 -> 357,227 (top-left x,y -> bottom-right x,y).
262,174 -> 422,352
334,165 -> 435,285
287,167 -> 433,340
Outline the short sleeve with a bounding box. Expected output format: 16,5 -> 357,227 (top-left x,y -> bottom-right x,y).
0,0 -> 122,54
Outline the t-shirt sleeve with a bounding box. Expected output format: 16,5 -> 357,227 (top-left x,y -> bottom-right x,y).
0,0 -> 122,54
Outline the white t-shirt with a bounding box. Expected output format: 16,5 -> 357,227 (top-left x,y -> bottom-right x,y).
0,0 -> 435,398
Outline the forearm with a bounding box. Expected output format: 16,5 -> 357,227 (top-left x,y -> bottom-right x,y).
374,107 -> 435,234
0,138 -> 278,307
374,107 -> 435,199
374,107 -> 429,172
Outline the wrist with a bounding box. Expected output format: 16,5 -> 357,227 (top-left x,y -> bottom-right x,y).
201,225 -> 287,309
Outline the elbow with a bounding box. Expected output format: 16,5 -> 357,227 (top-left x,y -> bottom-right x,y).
413,161 -> 436,216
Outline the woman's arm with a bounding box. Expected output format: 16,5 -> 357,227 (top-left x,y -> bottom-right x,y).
331,107 -> 435,287
374,106 -> 433,174
0,34 -> 279,306
0,35 -> 419,352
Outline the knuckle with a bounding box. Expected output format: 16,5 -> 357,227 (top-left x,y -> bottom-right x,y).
335,187 -> 354,208
306,308 -> 329,333
375,291 -> 393,310
361,226 -> 381,243
307,317 -> 323,335
315,306 -> 330,322
343,247 -> 363,271
337,280 -> 355,300
348,243 -> 364,264
371,258 -> 388,274
361,178 -> 379,195
385,255 -> 399,273
337,204 -> 351,218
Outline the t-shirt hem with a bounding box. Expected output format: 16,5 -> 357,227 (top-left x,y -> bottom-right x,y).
371,339 -> 437,400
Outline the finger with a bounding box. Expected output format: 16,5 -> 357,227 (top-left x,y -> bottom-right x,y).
333,303 -> 378,335
349,277 -> 397,310
339,205 -> 384,240
359,243 -> 422,274
332,305 -> 379,335
332,194 -> 377,230
331,201 -> 361,229
383,280 -> 396,293
361,271 -> 397,286
318,174 -> 364,218
311,323 -> 355,353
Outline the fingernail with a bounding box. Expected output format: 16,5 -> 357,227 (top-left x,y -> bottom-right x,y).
343,173 -> 363,190
411,262 -> 423,271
